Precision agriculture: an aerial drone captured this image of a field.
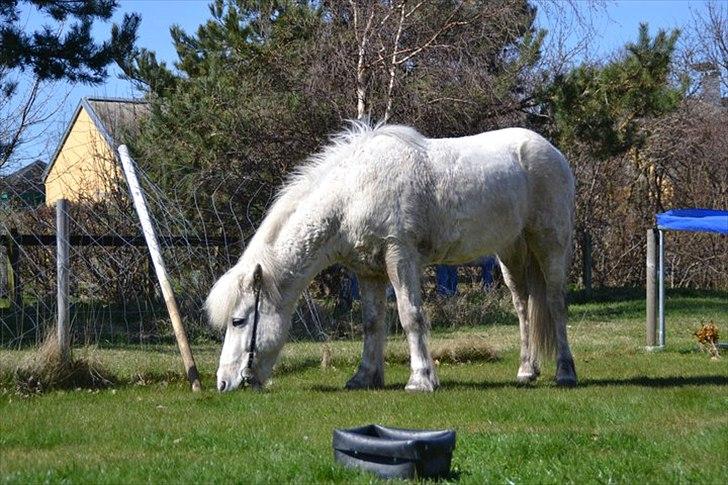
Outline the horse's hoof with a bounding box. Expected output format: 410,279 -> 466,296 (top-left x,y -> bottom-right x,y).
516,373 -> 538,385
555,358 -> 577,387
405,369 -> 438,392
345,369 -> 384,390
555,376 -> 578,387
517,362 -> 540,384
405,381 -> 435,392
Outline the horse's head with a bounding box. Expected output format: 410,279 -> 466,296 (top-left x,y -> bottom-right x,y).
213,264 -> 287,392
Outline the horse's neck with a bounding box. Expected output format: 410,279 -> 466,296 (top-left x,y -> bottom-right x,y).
260,205 -> 341,310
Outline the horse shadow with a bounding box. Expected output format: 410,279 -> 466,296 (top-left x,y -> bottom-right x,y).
309,375 -> 727,392
310,380 -> 533,392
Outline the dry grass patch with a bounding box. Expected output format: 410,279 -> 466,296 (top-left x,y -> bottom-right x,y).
13,333 -> 113,394
385,335 -> 499,365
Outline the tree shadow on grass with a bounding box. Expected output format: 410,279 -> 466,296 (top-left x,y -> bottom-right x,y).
581,375 -> 728,387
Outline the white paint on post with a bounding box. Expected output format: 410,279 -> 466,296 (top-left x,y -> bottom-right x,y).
56,198 -> 70,360
118,145 -> 202,391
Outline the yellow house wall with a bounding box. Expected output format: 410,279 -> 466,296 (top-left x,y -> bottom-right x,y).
45,107 -> 120,205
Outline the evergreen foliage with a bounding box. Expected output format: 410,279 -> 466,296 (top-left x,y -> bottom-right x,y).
541,24 -> 684,159
0,0 -> 139,91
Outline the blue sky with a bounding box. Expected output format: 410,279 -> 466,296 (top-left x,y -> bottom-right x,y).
7,0 -> 710,170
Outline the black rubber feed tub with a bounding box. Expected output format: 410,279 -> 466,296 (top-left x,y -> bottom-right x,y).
333,425 -> 456,479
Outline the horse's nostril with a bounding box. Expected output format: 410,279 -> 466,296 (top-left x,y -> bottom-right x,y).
218,380 -> 227,392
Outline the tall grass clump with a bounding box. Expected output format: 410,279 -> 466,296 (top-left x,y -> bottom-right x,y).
13,331 -> 113,393
384,336 -> 500,365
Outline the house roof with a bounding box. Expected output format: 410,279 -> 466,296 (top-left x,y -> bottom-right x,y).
5,160 -> 47,183
42,97 -> 150,182
0,160 -> 46,205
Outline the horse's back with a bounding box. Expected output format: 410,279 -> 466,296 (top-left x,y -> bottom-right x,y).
423,128 -> 572,263
336,125 -> 573,266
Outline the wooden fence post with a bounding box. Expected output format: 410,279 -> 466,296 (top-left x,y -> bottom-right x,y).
646,228 -> 658,347
56,199 -> 71,360
581,231 -> 592,294
8,230 -> 21,311
0,233 -> 8,301
118,145 -> 202,392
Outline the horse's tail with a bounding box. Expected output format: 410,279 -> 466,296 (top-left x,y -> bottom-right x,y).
527,254 -> 556,361
205,263 -> 245,330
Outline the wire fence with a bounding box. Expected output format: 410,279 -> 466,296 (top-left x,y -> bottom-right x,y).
0,149 -> 346,349
0,148 -> 509,351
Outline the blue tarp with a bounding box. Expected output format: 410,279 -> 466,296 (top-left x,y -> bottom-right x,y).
435,265 -> 458,296
435,257 -> 498,296
656,209 -> 728,235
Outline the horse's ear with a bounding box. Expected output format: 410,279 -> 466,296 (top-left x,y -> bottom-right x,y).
253,264 -> 263,290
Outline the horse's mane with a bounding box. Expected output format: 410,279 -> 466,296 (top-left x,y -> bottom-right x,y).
260,120 -> 425,244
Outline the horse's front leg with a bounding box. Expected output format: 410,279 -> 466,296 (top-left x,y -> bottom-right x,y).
346,277 -> 388,389
386,249 -> 439,392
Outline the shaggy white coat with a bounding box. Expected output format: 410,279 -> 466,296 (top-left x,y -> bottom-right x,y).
208,121 -> 577,392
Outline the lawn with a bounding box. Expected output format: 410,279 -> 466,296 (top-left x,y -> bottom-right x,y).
0,289 -> 726,483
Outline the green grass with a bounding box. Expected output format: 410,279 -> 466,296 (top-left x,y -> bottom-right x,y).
1,290 -> 727,483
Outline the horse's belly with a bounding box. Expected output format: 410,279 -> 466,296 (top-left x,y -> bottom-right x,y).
428,213 -> 524,264
426,147 -> 529,263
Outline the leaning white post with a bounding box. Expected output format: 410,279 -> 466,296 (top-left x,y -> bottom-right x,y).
118,145 -> 202,391
658,229 -> 665,348
56,198 -> 71,360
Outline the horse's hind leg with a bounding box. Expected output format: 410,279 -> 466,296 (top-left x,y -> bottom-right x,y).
547,268 -> 576,386
386,247 -> 439,392
530,237 -> 577,387
346,277 -> 388,389
498,238 -> 540,383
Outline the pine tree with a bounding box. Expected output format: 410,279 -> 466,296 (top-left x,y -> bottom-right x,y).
0,0 -> 139,92
542,23 -> 683,159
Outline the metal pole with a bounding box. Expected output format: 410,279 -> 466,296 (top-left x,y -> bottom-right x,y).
645,229 -> 658,347
56,199 -> 71,360
658,229 -> 665,348
117,145 -> 202,392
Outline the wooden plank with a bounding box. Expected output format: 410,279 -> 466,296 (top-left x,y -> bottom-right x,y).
8,230 -> 21,310
56,199 -> 71,360
118,145 -> 202,392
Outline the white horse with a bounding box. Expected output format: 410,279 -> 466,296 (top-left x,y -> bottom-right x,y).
207,121 -> 577,392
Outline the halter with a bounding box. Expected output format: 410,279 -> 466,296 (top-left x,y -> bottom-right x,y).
239,283 -> 261,386
234,268 -> 262,387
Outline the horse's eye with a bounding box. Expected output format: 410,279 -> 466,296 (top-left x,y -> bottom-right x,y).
232,317 -> 247,328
